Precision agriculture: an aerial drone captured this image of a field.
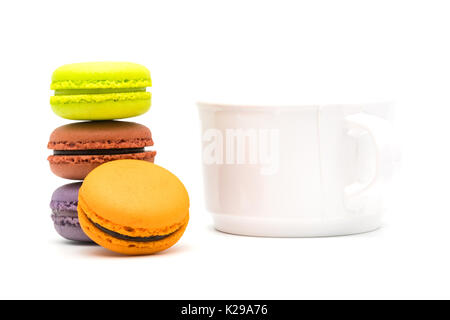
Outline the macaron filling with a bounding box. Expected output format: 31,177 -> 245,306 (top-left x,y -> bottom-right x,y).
52,210 -> 79,223
54,88 -> 147,95
53,148 -> 146,156
87,216 -> 177,243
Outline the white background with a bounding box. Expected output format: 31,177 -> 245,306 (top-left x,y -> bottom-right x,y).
0,0 -> 449,299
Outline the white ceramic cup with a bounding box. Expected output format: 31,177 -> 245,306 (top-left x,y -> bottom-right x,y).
198,101 -> 397,237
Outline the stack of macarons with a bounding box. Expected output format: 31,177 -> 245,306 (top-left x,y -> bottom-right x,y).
44,63 -> 160,248
49,62 -> 155,244
48,62 -> 189,255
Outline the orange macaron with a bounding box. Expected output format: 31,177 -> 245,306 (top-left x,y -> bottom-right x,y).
78,160 -> 189,255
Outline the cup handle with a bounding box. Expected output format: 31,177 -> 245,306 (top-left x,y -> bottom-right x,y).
344,113 -> 395,211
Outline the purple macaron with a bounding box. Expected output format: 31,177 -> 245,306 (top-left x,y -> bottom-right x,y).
50,182 -> 92,242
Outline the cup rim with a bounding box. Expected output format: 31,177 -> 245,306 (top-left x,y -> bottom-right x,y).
197,100 -> 395,110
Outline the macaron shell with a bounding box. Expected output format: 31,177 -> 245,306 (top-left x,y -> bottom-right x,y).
78,207 -> 188,255
48,151 -> 156,180
50,95 -> 151,120
52,214 -> 92,242
48,120 -> 154,150
78,160 -> 190,238
51,62 -> 151,89
50,182 -> 82,205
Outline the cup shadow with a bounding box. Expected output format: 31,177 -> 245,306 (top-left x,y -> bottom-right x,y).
206,223 -> 383,239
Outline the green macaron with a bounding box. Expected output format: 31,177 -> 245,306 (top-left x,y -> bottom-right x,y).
50,62 -> 152,120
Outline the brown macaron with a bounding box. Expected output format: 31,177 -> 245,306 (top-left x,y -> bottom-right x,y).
48,121 -> 156,180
